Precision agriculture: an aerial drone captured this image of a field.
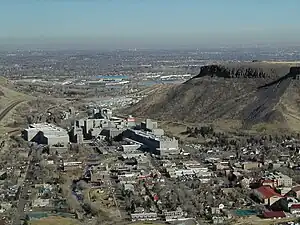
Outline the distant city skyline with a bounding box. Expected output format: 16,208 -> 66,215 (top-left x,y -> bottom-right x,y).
1,0 -> 300,49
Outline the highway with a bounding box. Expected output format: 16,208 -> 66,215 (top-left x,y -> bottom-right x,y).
0,100 -> 24,121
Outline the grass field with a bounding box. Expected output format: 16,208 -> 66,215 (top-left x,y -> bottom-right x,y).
29,216 -> 80,225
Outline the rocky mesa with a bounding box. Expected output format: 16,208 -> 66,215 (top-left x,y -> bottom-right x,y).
126,63 -> 300,133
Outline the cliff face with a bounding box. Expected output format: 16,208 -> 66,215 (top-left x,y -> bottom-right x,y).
191,63 -> 291,80
127,64 -> 300,132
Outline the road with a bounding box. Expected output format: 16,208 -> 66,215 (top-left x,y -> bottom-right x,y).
12,162 -> 32,225
12,149 -> 39,225
0,100 -> 24,121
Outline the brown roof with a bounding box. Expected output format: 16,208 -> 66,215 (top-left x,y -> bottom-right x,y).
291,204 -> 300,209
263,211 -> 286,218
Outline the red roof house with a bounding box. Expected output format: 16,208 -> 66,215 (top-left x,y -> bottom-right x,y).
263,211 -> 286,218
290,204 -> 300,214
253,186 -> 282,205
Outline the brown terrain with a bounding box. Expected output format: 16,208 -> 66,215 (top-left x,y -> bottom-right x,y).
0,77 -> 30,134
126,63 -> 300,134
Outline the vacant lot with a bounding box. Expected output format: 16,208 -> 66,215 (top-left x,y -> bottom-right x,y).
29,216 -> 80,225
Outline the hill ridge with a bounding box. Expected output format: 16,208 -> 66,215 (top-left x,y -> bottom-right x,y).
126,64 -> 300,132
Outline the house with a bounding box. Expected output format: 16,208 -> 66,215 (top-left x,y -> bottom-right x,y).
131,212 -> 158,222
260,179 -> 276,188
216,161 -> 230,170
271,197 -> 300,212
242,162 -> 261,170
261,172 -> 293,187
290,204 -> 300,215
263,211 -> 286,219
162,207 -> 184,221
212,216 -> 226,224
123,184 -> 135,192
253,186 -> 282,205
240,178 -> 251,189
32,198 -> 51,208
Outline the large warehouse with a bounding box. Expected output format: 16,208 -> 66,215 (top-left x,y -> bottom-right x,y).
23,123 -> 69,146
123,128 -> 179,156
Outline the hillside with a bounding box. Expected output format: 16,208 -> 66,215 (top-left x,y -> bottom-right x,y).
0,76 -> 31,134
126,63 -> 300,133
0,76 -> 27,110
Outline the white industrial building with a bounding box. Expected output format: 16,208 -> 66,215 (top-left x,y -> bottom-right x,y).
123,128 -> 179,156
23,123 -> 69,146
72,107 -> 135,141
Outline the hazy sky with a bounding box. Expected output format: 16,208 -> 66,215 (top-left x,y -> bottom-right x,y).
1,0 -> 300,49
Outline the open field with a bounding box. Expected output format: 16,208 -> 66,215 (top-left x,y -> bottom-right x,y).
29,216 -> 80,225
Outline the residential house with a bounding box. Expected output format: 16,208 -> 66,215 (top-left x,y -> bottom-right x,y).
131,212 -> 158,222
271,197 -> 300,213
242,162 -> 261,170
263,211 -> 286,219
260,179 -> 276,188
162,207 -> 185,221
290,204 -> 300,215
253,186 -> 283,205
261,172 -> 293,187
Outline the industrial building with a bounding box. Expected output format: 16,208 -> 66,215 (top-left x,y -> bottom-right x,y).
71,107 -> 135,141
23,123 -> 69,146
122,119 -> 179,156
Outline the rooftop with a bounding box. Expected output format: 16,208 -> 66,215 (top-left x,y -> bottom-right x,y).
262,172 -> 291,180
255,186 -> 282,199
263,211 -> 286,218
26,123 -> 68,136
291,204 -> 300,209
128,128 -> 175,142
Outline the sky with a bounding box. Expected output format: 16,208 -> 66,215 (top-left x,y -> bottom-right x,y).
1,0 -> 300,49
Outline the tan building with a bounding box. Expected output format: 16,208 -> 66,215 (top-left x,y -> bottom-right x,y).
242,162 -> 261,170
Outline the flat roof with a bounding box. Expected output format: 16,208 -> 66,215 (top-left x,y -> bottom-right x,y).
128,129 -> 174,142
26,123 -> 68,136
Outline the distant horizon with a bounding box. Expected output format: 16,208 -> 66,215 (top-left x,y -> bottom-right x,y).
1,0 -> 300,50
1,37 -> 300,51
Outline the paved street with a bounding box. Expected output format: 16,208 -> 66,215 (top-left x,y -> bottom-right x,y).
12,152 -> 38,225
